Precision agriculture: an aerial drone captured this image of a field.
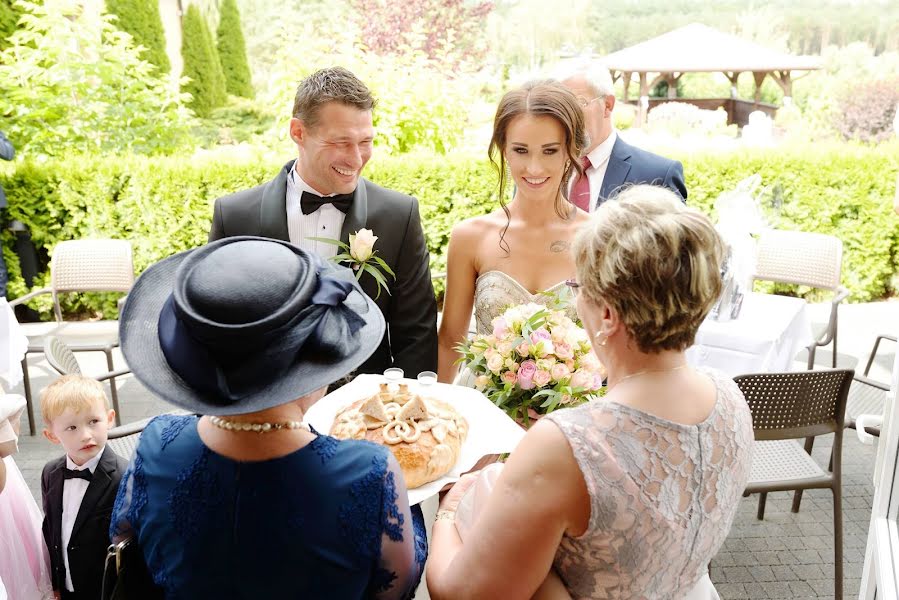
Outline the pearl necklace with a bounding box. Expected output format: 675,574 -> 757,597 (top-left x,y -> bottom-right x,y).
613,364 -> 689,387
208,415 -> 309,433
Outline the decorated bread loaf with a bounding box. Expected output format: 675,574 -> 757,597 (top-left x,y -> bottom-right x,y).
330,383 -> 469,488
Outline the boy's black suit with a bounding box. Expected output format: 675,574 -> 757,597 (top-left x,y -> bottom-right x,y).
41,446 -> 128,599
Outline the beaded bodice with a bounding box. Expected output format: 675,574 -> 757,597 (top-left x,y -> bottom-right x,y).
473,271 -> 576,334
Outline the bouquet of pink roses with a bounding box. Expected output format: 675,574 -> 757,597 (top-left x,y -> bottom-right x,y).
456,301 -> 605,424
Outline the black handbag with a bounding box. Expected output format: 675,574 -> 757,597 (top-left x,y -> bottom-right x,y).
101,535 -> 165,600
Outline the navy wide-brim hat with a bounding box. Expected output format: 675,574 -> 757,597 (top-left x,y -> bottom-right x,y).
119,236 -> 385,416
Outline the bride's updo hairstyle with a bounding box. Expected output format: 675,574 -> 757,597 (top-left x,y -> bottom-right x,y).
573,185 -> 726,353
489,80 -> 587,250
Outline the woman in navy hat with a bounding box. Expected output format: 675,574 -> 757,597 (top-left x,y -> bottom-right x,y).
110,237 -> 425,599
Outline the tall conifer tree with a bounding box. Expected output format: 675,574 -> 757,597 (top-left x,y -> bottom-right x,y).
216,0 -> 253,98
105,0 -> 170,72
180,5 -> 226,116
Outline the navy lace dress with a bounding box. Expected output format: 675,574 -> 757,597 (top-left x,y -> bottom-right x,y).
110,414 -> 427,599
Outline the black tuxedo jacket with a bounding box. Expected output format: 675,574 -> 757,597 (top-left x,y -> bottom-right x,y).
209,161 -> 438,376
41,446 -> 128,598
599,136 -> 688,204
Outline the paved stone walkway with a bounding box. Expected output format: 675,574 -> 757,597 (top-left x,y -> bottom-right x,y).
7,300 -> 898,598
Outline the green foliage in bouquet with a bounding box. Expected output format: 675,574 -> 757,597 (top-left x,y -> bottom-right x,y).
456,298 -> 606,425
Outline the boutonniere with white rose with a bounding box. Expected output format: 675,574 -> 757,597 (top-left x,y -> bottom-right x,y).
309,229 -> 396,299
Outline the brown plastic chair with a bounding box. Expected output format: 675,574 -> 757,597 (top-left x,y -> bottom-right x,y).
8,239 -> 134,434
44,336 -> 131,426
753,230 -> 849,369
735,368 -> 853,600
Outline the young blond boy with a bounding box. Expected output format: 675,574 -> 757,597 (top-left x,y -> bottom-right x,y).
40,375 -> 128,600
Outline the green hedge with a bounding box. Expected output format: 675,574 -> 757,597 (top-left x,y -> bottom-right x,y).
1,145 -> 898,318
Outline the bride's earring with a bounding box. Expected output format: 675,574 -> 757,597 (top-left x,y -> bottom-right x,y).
594,331 -> 608,347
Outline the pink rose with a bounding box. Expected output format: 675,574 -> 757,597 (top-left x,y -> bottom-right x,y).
492,317 -> 509,338
570,370 -> 591,390
518,360 -> 537,390
530,328 -> 551,344
501,371 -> 518,385
487,353 -> 505,374
551,362 -> 571,381
593,374 -> 604,390
516,341 -> 531,357
565,359 -> 576,370
533,369 -> 552,388
554,342 -> 574,360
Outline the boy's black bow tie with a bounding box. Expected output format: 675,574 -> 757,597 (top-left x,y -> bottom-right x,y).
63,467 -> 93,482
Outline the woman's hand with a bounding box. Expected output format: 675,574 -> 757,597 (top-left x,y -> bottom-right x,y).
438,472 -> 478,515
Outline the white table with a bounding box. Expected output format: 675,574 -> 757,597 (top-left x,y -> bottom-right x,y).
0,298 -> 28,390
686,292 -> 814,377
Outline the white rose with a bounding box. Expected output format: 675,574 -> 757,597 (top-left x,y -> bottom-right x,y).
349,228 -> 378,262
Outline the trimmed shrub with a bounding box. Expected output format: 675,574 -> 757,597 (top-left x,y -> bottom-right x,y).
105,0 -> 170,73
836,78 -> 899,143
181,5 -> 226,116
1,145 -> 898,318
0,0 -> 22,50
215,0 -> 253,98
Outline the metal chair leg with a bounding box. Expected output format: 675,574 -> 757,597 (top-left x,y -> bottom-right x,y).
104,348 -> 122,426
792,437 -> 816,512
756,492 -> 768,520
21,356 -> 36,435
833,485 -> 843,600
832,314 -> 838,368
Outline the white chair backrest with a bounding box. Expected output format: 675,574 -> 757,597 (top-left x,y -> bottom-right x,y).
753,229 -> 842,291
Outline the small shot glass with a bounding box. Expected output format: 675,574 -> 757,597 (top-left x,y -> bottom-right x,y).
417,370 -> 437,390
383,367 -> 404,391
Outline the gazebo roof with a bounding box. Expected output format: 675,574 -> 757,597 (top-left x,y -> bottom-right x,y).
602,23 -> 821,74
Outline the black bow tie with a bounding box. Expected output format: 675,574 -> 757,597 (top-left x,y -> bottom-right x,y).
63,467 -> 93,482
300,191 -> 354,215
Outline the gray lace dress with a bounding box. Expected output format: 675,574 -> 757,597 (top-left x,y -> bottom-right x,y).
544,369 -> 753,599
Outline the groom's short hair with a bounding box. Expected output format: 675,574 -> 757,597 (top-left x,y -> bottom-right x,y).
292,67 -> 376,129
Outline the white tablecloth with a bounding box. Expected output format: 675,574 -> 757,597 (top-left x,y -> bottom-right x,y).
686,292 -> 814,377
0,298 -> 28,390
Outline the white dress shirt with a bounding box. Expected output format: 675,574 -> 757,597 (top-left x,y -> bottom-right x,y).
568,130 -> 617,212
61,448 -> 104,592
285,163 -> 346,259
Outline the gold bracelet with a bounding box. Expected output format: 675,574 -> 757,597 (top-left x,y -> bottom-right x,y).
435,509 -> 456,523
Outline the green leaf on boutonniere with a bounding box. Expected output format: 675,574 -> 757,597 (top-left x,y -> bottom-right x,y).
306,237 -> 351,252
361,262 -> 391,298
370,255 -> 396,279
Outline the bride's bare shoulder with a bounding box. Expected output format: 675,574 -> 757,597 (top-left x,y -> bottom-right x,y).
451,211 -> 506,239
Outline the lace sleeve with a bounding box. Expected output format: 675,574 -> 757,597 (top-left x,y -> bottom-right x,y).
109,455 -> 139,542
368,453 -> 427,600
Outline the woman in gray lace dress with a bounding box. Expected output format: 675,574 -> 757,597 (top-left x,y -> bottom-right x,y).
427,185 -> 753,599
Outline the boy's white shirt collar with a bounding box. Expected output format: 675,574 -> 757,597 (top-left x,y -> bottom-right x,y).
65,445 -> 105,473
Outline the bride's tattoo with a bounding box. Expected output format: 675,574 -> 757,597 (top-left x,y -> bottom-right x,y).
550,240 -> 570,253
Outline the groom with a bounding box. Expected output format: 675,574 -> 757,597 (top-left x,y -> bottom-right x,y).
209,67 -> 438,377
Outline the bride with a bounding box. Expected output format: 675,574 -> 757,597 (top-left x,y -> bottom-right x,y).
437,80 -> 590,384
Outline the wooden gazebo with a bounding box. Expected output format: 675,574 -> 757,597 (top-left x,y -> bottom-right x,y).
602,23 -> 821,126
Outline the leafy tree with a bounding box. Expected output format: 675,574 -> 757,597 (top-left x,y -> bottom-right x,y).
181,4 -> 226,116
216,0 -> 253,98
105,0 -> 170,72
349,0 -> 493,71
0,0 -> 194,157
0,0 -> 22,50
